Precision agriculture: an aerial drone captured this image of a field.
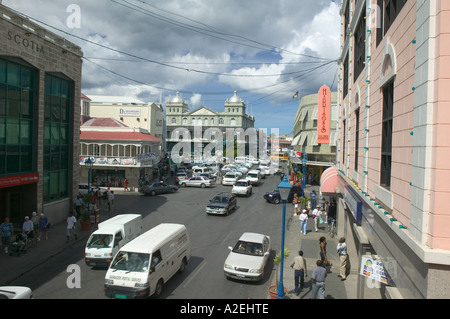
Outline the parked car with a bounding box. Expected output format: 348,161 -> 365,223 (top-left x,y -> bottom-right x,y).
232,179 -> 252,197
138,182 -> 178,196
200,173 -> 216,182
263,184 -> 303,204
246,170 -> 261,186
222,173 -> 239,186
224,232 -> 271,281
180,176 -> 214,188
0,286 -> 33,299
263,190 -> 281,204
206,192 -> 237,216
175,172 -> 189,185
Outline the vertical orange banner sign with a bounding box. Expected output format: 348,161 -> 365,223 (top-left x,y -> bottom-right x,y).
317,85 -> 331,144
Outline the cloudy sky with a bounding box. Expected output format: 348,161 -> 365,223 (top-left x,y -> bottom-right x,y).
3,0 -> 341,134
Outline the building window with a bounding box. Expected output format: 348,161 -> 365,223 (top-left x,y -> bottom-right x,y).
43,73 -> 73,203
354,108 -> 360,171
343,55 -> 349,99
0,58 -> 36,176
171,117 -> 176,124
219,118 -> 224,125
353,5 -> 366,82
342,119 -> 346,165
210,118 -> 214,125
381,81 -> 393,188
377,0 -> 408,46
182,118 -> 187,125
230,118 -> 236,126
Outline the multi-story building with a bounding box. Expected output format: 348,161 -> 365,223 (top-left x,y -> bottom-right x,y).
329,0 -> 450,298
0,4 -> 82,224
166,91 -> 256,161
291,92 -> 338,182
87,95 -> 165,150
79,117 -> 161,190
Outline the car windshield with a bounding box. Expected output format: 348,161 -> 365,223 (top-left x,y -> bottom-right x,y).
232,240 -> 264,256
211,196 -> 227,203
248,173 -> 257,178
225,174 -> 236,178
235,181 -> 247,187
86,234 -> 113,249
110,251 -> 150,273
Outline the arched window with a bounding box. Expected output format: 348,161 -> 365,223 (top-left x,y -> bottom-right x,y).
171,117 -> 176,124
183,118 -> 187,125
230,118 -> 236,126
210,118 -> 214,124
219,118 -> 224,125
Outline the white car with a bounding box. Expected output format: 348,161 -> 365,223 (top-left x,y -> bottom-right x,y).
224,233 -> 271,281
0,286 -> 33,299
222,173 -> 239,186
232,179 -> 252,197
180,176 -> 214,188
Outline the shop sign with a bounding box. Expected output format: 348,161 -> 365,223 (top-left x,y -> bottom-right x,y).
0,173 -> 39,189
360,255 -> 396,285
119,108 -> 141,117
317,85 -> 331,144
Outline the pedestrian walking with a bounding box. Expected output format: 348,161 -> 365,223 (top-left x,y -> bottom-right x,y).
310,190 -> 316,208
290,250 -> 307,295
22,216 -> 35,248
31,211 -> 39,242
38,213 -> 49,241
0,217 -> 13,254
299,209 -> 308,235
108,190 -> 114,213
312,205 -> 323,232
66,212 -> 77,241
310,259 -> 327,299
124,178 -> 129,192
293,193 -> 299,216
319,236 -> 328,266
337,237 -> 348,281
73,194 -> 83,220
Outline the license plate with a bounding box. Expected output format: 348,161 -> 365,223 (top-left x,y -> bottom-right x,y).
115,294 -> 127,299
90,262 -> 96,265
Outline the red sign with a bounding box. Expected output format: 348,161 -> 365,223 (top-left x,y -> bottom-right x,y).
317,85 -> 331,144
0,173 -> 39,189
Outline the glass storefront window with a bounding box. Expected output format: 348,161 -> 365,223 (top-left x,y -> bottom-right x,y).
43,73 -> 73,203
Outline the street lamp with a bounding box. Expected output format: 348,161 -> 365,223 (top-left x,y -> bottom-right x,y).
277,174 -> 292,299
301,153 -> 307,197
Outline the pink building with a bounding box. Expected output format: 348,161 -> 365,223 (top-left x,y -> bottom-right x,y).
329,0 -> 450,298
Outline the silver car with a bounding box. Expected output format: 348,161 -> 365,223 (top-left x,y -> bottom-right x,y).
224,232 -> 271,281
180,176 -> 214,188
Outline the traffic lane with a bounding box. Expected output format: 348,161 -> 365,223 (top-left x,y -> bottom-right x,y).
158,174 -> 284,299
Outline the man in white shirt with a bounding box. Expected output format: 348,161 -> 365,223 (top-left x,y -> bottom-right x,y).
312,205 -> 323,232
22,216 -> 34,247
66,212 -> 77,241
337,237 -> 348,280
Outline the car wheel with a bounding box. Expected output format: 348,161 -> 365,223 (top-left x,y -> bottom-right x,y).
201,183 -> 205,188
178,258 -> 187,273
181,183 -> 186,187
154,279 -> 164,298
171,188 -> 176,193
150,190 -> 156,196
273,198 -> 280,204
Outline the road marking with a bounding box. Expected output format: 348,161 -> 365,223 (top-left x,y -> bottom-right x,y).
183,261 -> 207,288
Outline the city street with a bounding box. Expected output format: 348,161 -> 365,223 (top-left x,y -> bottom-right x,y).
10,172 -> 286,299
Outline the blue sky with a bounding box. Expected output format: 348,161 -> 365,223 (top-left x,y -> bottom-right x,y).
3,0 -> 341,135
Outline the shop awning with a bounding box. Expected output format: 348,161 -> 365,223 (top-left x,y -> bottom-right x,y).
320,166 -> 340,194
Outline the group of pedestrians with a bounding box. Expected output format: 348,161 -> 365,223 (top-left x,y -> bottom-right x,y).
0,213 -> 50,254
287,192 -> 348,299
289,236 -> 348,299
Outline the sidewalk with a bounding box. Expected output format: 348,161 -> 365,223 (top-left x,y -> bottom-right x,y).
266,185 -> 357,299
0,189 -> 133,286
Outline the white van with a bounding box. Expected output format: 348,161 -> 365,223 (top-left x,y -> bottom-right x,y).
246,170 -> 261,186
85,214 -> 143,268
104,223 -> 191,299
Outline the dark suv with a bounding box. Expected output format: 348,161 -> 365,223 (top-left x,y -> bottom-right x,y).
206,192 -> 237,216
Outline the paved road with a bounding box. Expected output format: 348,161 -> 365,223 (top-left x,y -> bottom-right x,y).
11,173 -> 285,299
